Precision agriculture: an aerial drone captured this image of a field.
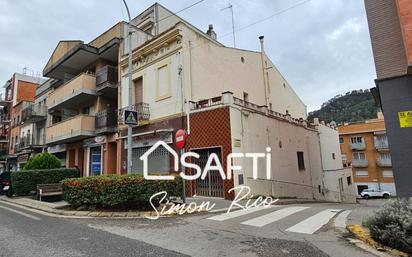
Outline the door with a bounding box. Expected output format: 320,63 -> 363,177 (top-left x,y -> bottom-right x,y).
90,147 -> 102,176
191,147 -> 224,198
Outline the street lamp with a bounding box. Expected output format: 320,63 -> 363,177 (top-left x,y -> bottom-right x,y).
122,0 -> 134,174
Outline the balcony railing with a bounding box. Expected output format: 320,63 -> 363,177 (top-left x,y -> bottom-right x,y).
46,114 -> 96,144
96,108 -> 118,134
47,73 -> 97,111
374,140 -> 389,150
352,159 -> 369,167
376,159 -> 392,167
350,142 -> 366,150
96,65 -> 118,94
22,103 -> 47,123
0,149 -> 8,160
118,103 -> 150,124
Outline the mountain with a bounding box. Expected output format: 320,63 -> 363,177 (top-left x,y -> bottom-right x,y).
308,89 -> 378,124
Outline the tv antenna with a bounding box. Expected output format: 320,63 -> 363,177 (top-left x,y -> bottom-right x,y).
221,3 -> 236,48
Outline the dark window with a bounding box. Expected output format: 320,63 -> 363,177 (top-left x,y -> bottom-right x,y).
297,151 -> 305,171
243,92 -> 249,102
332,153 -> 336,159
339,137 -> 344,144
238,174 -> 244,185
347,176 -> 352,185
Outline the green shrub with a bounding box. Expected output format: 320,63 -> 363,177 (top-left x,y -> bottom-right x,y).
363,199 -> 412,253
22,152 -> 61,170
11,168 -> 79,196
62,174 -> 182,209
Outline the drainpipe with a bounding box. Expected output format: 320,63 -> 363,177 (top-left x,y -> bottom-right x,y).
259,36 -> 269,107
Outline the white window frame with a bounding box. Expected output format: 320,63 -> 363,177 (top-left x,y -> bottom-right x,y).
353,152 -> 366,160
351,136 -> 363,144
356,170 -> 369,177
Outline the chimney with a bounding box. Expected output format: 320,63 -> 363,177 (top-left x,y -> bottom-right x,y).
259,36 -> 265,53
206,24 -> 217,40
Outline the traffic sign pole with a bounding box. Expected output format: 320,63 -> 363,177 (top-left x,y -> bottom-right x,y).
181,148 -> 186,203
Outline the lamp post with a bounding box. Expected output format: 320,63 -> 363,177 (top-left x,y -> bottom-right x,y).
122,0 -> 133,174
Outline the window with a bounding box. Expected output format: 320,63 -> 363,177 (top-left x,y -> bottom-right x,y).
383,170 -> 394,178
297,151 -> 305,171
353,152 -> 366,160
134,77 -> 143,104
339,137 -> 344,144
356,170 -> 369,177
332,153 -> 336,159
347,176 -> 352,185
351,136 -> 363,143
82,107 -> 90,115
157,64 -> 170,100
379,152 -> 391,160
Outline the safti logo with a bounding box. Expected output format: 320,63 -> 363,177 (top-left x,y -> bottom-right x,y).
140,141 -> 273,181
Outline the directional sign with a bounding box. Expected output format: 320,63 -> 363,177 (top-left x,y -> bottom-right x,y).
124,110 -> 138,125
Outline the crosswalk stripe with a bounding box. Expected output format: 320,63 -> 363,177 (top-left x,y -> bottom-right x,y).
285,209 -> 341,234
207,205 -> 276,221
241,206 -> 309,227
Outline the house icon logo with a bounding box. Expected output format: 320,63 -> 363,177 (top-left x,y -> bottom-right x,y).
140,141 -> 178,180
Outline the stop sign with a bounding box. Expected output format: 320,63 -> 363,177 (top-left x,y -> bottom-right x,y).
175,129 -> 187,149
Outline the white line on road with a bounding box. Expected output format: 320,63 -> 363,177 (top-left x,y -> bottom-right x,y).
334,210 -> 351,229
286,209 -> 341,234
207,205 -> 276,221
241,206 -> 309,227
0,205 -> 41,221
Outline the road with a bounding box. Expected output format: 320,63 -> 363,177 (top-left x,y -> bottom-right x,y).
0,200 -> 382,257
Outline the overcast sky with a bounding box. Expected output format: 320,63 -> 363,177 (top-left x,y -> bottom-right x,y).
0,0 -> 376,111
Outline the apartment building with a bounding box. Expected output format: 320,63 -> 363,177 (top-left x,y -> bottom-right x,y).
42,22 -> 129,176
115,4 -> 322,200
1,73 -> 45,171
338,113 -> 396,196
364,0 -> 412,197
314,119 -> 356,203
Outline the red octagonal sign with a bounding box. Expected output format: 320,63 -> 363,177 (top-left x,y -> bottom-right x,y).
175,129 -> 187,149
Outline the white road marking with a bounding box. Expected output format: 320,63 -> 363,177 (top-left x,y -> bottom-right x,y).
0,205 -> 41,221
207,205 -> 276,221
334,210 -> 351,228
286,209 -> 341,234
241,206 -> 309,227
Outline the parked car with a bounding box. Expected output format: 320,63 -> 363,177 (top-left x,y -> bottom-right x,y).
0,171 -> 12,196
360,189 -> 391,199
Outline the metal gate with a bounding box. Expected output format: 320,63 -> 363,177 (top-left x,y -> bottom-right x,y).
191,147 -> 224,198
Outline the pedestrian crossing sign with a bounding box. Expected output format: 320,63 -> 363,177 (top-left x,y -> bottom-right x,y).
124,110 -> 138,125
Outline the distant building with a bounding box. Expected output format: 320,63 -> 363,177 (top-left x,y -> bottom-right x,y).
338,113 -> 395,196
364,0 -> 412,197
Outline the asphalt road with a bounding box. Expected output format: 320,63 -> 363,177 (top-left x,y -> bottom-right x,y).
0,201 -> 186,257
0,200 -> 382,257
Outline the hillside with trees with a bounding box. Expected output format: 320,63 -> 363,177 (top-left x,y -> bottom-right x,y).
308,89 -> 378,124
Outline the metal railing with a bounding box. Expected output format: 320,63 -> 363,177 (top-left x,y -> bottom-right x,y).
118,102 -> 150,124
376,159 -> 392,167
22,103 -> 47,122
96,108 -> 118,133
374,140 -> 389,150
96,65 -> 118,91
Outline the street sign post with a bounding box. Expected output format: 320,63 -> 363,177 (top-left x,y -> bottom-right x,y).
175,129 -> 187,203
124,110 -> 138,126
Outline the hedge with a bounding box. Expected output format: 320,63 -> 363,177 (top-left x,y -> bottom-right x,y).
62,175 -> 182,209
22,152 -> 61,170
363,199 -> 412,253
11,168 -> 79,196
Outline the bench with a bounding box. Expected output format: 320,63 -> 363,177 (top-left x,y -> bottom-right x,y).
37,183 -> 63,201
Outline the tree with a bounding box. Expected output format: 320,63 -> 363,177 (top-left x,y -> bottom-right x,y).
22,152 -> 61,170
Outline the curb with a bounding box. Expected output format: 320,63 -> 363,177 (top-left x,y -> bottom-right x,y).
0,197 -> 164,219
346,224 -> 409,257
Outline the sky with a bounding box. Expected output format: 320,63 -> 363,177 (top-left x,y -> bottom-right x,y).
0,0 -> 376,112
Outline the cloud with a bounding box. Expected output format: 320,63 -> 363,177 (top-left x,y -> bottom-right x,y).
0,0 -> 376,112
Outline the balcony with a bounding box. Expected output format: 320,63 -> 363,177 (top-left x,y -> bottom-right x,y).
374,140 -> 389,151
352,159 -> 369,167
96,65 -> 118,96
0,149 -> 8,160
47,73 -> 97,112
0,135 -> 8,143
95,108 -> 118,134
376,159 -> 392,167
118,103 -> 150,125
22,103 -> 47,123
46,115 -> 95,144
350,142 -> 366,150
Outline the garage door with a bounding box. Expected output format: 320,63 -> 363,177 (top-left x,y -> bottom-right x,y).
132,145 -> 170,174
